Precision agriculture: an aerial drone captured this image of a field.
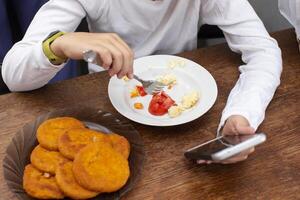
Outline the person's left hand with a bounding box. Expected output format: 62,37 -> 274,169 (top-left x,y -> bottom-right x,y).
197,115 -> 255,165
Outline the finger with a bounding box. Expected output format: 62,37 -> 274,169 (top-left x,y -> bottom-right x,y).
197,160 -> 206,164
93,46 -> 113,70
221,147 -> 254,164
110,33 -> 132,52
235,124 -> 255,135
231,147 -> 255,159
222,155 -> 248,164
104,39 -> 132,78
206,160 -> 213,164
126,55 -> 134,79
236,147 -> 255,158
127,70 -> 134,79
112,43 -> 133,79
102,43 -> 123,77
222,122 -> 238,136
108,36 -> 134,78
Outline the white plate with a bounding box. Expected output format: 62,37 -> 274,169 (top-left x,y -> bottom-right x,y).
108,55 -> 218,126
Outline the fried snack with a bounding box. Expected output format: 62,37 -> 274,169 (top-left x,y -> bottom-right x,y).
58,128 -> 110,160
23,164 -> 64,199
56,162 -> 99,199
73,142 -> 130,193
30,145 -> 68,174
108,133 -> 131,159
37,117 -> 85,151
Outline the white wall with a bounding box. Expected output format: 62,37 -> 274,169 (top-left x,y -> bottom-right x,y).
249,0 -> 291,32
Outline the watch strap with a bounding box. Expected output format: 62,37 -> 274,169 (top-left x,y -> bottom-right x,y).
42,31 -> 66,65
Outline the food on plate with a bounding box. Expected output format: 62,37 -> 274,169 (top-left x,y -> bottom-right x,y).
148,92 -> 175,116
136,85 -> 147,96
122,76 -> 130,82
181,90 -> 199,109
73,141 -> 130,193
156,74 -> 177,86
23,164 -> 64,199
37,117 -> 85,151
30,145 -> 68,174
130,85 -> 147,98
108,133 -> 131,159
127,72 -> 199,117
55,162 -> 99,199
130,87 -> 139,98
58,128 -> 110,160
23,117 -> 131,199
168,105 -> 183,118
134,102 -> 144,110
167,58 -> 186,69
167,91 -> 199,118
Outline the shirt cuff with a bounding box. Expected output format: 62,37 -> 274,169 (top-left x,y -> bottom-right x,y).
217,108 -> 264,137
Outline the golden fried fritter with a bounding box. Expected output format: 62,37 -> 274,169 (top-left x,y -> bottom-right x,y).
23,164 -> 64,199
37,117 -> 85,151
73,142 -> 130,193
55,161 -> 99,199
108,133 -> 130,159
58,128 -> 111,160
30,145 -> 68,174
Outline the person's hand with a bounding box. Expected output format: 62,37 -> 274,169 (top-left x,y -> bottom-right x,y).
197,115 -> 255,165
51,32 -> 134,79
219,115 -> 255,164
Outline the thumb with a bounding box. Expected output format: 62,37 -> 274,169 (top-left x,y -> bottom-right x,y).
235,124 -> 255,135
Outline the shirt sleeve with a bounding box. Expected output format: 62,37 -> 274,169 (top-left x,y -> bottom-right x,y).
200,0 -> 282,132
2,0 -> 107,91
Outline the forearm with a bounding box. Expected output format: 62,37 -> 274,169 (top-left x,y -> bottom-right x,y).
2,41 -> 64,91
201,0 -> 282,130
220,59 -> 281,130
1,0 -> 86,91
220,20 -> 282,130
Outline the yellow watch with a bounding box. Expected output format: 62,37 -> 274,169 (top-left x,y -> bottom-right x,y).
42,31 -> 67,65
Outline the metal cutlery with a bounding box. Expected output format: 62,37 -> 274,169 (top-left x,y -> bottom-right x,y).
82,50 -> 165,94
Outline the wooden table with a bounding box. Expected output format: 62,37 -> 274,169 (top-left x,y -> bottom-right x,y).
0,29 -> 299,200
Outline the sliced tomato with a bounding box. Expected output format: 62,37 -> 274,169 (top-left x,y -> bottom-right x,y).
136,86 -> 147,96
148,92 -> 175,116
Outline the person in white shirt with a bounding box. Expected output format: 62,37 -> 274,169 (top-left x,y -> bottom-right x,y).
2,0 -> 282,164
279,0 -> 300,40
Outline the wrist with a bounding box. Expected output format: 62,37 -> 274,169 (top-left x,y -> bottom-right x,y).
50,36 -> 67,59
42,31 -> 67,65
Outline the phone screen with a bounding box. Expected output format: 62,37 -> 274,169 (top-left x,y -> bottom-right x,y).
184,135 -> 254,160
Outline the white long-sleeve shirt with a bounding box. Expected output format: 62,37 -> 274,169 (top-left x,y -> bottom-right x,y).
2,0 -> 282,130
279,0 -> 300,39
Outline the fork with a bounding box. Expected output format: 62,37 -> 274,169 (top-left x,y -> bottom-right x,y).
82,50 -> 165,94
132,74 -> 165,94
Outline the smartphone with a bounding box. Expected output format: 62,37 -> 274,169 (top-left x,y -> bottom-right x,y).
184,133 -> 266,161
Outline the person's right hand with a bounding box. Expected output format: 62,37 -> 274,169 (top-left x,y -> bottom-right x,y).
51,32 -> 134,79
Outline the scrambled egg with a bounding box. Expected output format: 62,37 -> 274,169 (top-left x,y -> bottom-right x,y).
167,90 -> 199,118
156,74 -> 177,86
130,88 -> 139,98
122,76 -> 130,82
134,102 -> 144,110
167,59 -> 186,69
181,91 -> 199,109
168,105 -> 183,118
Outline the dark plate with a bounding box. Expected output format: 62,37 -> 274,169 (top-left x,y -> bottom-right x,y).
3,107 -> 145,200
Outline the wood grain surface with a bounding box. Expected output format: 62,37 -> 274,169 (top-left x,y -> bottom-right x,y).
0,29 -> 299,200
